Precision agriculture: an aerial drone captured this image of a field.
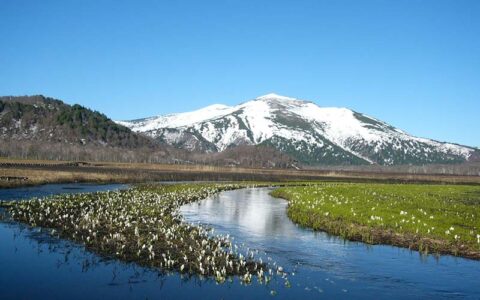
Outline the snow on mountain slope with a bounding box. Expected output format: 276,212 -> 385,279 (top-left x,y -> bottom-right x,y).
118,93 -> 477,165
116,104 -> 232,131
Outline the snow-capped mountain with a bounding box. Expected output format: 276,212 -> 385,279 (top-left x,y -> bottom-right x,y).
117,93 -> 478,165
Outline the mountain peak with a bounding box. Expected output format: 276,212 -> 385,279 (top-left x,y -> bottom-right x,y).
255,93 -> 297,102
117,94 -> 476,166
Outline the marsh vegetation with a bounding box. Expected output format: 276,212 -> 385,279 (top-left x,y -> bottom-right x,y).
0,183 -> 287,284
271,183 -> 480,259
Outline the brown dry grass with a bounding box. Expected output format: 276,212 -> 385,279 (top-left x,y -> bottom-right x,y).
0,168 -> 129,188
1,158 -> 480,188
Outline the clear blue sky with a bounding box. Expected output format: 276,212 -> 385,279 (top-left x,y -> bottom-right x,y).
0,0 -> 479,147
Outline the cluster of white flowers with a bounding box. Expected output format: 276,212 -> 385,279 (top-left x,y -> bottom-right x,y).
7,183 -> 285,285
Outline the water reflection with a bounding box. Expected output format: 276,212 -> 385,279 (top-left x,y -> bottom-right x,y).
186,188 -> 299,238
1,220 -> 282,299
0,183 -> 129,201
181,188 -> 480,299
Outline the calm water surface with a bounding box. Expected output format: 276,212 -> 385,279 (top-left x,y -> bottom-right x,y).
1,186 -> 479,299
180,188 -> 480,299
0,183 -> 129,201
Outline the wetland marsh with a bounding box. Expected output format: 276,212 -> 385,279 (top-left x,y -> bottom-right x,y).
1,182 -> 480,299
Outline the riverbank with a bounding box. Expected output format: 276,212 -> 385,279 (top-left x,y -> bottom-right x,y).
271,183 -> 480,260
2,158 -> 480,188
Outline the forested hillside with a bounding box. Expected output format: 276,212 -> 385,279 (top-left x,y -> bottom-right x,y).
0,95 -> 179,162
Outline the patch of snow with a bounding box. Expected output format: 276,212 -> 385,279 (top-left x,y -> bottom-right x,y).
118,103 -> 234,132
238,100 -> 274,143
255,93 -> 297,101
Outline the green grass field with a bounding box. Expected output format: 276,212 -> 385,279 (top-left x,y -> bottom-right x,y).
271,183 -> 480,258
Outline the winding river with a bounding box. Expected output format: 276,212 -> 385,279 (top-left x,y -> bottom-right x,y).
1,185 -> 479,299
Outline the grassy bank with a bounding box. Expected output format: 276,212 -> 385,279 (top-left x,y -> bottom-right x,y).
271,183 -> 480,259
0,183 -> 283,284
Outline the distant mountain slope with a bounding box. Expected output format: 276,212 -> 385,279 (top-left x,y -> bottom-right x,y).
0,95 -> 189,163
118,93 -> 478,166
0,95 -> 156,148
